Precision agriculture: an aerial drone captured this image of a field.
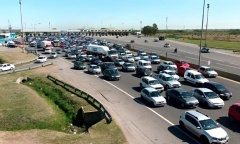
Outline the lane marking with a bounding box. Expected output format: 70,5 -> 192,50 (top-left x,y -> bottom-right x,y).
94,75 -> 200,144
216,63 -> 240,69
210,66 -> 227,71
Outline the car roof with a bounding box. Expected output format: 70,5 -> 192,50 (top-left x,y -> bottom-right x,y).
142,76 -> 156,80
89,64 -> 97,66
138,60 -> 149,63
200,66 -> 210,69
160,73 -> 172,77
144,87 -> 158,92
163,70 -> 173,73
186,70 -> 200,74
196,88 -> 213,92
185,110 -> 210,121
232,103 -> 240,107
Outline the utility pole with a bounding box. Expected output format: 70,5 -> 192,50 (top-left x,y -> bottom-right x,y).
140,21 -> 142,30
198,0 -> 205,66
19,0 -> 24,52
166,17 -> 168,30
204,4 -> 210,47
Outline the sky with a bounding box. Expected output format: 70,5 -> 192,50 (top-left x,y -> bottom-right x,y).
0,0 -> 240,30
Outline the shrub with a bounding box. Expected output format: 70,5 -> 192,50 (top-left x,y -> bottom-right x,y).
0,57 -> 5,64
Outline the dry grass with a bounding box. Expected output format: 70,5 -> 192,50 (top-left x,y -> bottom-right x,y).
0,46 -> 36,64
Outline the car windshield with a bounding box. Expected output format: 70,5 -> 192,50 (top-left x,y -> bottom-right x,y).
149,80 -> 160,85
168,72 -> 176,75
181,92 -> 192,98
38,57 -> 44,59
143,63 -> 150,66
152,57 -> 158,59
215,84 -> 227,90
0,64 -> 3,67
126,63 -> 133,66
181,61 -> 187,64
118,59 -> 123,62
168,62 -> 174,65
107,63 -> 115,66
165,76 -> 174,81
199,119 -> 218,130
150,91 -> 160,97
204,92 -> 219,99
205,68 -> 213,71
195,74 -> 204,79
109,69 -> 118,75
142,54 -> 147,56
93,66 -> 99,69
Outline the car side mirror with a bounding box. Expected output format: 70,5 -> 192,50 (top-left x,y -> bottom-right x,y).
196,126 -> 201,129
216,123 -> 219,125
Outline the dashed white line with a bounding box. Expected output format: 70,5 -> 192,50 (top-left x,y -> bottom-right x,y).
216,63 -> 240,69
210,66 -> 227,71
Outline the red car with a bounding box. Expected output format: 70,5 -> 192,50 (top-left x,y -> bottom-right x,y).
177,66 -> 191,76
228,103 -> 240,122
175,60 -> 190,68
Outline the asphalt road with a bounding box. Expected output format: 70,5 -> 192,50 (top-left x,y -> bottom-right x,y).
98,36 -> 240,75
24,44 -> 240,143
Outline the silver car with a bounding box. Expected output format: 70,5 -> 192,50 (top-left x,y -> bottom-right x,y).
122,62 -> 136,72
87,64 -> 101,74
140,87 -> 166,107
191,88 -> 224,108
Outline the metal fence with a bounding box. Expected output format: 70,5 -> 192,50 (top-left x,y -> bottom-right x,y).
47,75 -> 112,124
0,62 -> 53,75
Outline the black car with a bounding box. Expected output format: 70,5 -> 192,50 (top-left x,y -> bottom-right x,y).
91,58 -> 103,66
203,81 -> 232,100
101,62 -> 116,71
166,88 -> 199,108
201,47 -> 210,53
76,56 -> 87,62
159,36 -> 165,40
136,67 -> 153,77
157,65 -> 175,72
102,68 -> 121,81
73,61 -> 86,70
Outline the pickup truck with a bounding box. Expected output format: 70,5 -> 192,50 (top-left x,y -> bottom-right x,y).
153,73 -> 181,89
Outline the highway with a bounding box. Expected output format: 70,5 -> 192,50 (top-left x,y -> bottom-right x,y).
98,36 -> 240,75
24,43 -> 240,143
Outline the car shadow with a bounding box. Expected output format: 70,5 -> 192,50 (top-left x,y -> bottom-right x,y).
165,100 -> 187,110
179,80 -> 198,88
132,86 -> 142,93
153,70 -> 159,74
216,116 -> 240,133
131,73 -> 140,78
133,97 -> 157,108
168,125 -> 200,144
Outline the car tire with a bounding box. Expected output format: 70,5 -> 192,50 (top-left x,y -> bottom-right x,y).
167,96 -> 170,101
179,121 -> 185,130
166,85 -> 170,90
228,114 -> 235,122
140,83 -> 143,88
200,136 -> 209,144
204,101 -> 209,108
181,103 -> 185,108
141,95 -> 144,99
10,67 -> 13,70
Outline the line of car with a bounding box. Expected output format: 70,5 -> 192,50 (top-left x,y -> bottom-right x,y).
32,35 -> 237,144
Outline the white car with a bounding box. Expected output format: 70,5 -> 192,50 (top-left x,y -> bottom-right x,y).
0,63 -> 15,71
68,53 -> 77,59
88,64 -> 101,74
85,55 -> 93,61
50,52 -> 58,58
36,56 -> 47,63
133,54 -> 141,61
161,61 -> 177,69
140,76 -> 164,92
184,70 -> 209,86
122,55 -> 135,63
160,70 -> 180,80
149,55 -> 160,64
125,50 -> 133,57
139,53 -> 148,60
179,110 -> 229,144
141,87 -> 166,106
45,48 -> 52,54
191,88 -> 224,108
136,60 -> 152,70
153,73 -> 181,89
198,66 -> 218,78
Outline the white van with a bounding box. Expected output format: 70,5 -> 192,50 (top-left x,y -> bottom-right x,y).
184,70 -> 209,86
137,60 -> 152,70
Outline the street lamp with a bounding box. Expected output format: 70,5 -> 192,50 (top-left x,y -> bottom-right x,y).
204,4 -> 210,47
198,0 -> 205,66
19,0 -> 24,52
34,23 -> 41,55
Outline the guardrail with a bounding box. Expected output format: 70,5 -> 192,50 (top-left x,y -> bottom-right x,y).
0,62 -> 53,75
126,45 -> 240,82
14,57 -> 38,66
46,75 -> 112,124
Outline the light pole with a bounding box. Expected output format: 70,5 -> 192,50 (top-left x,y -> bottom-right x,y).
198,0 -> 205,66
204,4 -> 210,47
34,23 -> 41,55
19,0 -> 24,52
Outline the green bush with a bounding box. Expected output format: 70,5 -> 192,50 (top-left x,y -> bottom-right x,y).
0,57 -> 5,64
24,77 -> 75,122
